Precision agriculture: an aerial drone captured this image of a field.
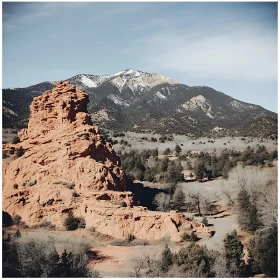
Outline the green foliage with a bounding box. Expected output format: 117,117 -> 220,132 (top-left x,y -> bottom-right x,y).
120,149 -> 183,184
173,243 -> 213,277
163,148 -> 171,155
126,233 -> 134,242
2,151 -> 8,159
223,230 -> 246,277
181,232 -> 199,242
202,217 -> 208,226
237,188 -> 261,232
12,136 -> 20,144
160,245 -> 173,272
13,184 -> 18,189
16,146 -> 25,157
59,249 -> 98,277
63,211 -> 79,231
195,162 -> 206,181
13,229 -> 21,239
78,218 -> 86,228
175,144 -> 182,154
12,215 -> 22,225
2,236 -> 97,278
171,187 -> 186,211
248,225 -> 278,277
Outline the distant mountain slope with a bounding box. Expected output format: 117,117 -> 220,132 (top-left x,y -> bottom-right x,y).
2,69 -> 277,137
225,116 -> 278,139
3,82 -> 56,128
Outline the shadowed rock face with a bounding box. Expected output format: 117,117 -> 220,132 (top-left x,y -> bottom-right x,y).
2,81 -> 214,240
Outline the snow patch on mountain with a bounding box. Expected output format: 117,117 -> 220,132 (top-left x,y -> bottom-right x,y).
110,76 -> 127,91
155,91 -> 167,100
231,100 -> 258,111
206,112 -> 214,119
108,94 -> 129,107
81,75 -> 98,88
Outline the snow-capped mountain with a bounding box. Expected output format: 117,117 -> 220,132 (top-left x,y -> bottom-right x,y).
2,69 -> 277,136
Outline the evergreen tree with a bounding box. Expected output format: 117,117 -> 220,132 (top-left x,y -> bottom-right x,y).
237,188 -> 261,232
163,148 -> 171,155
223,230 -> 246,277
195,162 -> 206,182
172,187 -> 186,211
174,243 -> 212,277
175,144 -> 182,154
248,225 -> 278,277
160,245 -> 173,272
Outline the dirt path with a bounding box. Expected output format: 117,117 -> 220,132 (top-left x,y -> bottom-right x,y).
198,216 -> 238,249
91,244 -> 165,277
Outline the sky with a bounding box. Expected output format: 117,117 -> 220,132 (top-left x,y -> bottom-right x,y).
2,2 -> 278,112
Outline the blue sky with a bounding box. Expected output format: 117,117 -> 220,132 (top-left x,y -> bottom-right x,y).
2,2 -> 278,112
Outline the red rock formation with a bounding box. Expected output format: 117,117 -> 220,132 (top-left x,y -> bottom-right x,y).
3,81 -> 126,192
2,81 -> 214,241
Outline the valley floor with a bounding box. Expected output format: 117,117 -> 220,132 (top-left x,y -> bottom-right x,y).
3,129 -> 277,277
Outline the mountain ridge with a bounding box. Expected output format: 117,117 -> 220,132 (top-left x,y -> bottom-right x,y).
2,69 -> 277,136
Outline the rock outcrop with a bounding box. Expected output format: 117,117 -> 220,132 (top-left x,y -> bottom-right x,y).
2,81 -> 214,241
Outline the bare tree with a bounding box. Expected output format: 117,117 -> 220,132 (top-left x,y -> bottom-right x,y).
258,181 -> 278,229
189,192 -> 203,216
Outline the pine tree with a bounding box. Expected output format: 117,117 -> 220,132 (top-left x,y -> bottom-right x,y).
223,230 -> 246,277
175,144 -> 182,154
160,245 -> 173,272
172,187 -> 186,211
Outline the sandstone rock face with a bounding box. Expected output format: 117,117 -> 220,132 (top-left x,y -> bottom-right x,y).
3,81 -> 127,193
2,81 -> 214,241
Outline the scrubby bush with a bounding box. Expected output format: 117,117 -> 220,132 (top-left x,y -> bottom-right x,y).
127,233 -> 134,242
13,184 -> 18,189
13,215 -> 22,225
202,217 -> 208,226
78,218 -> 86,229
12,136 -> 20,144
72,191 -> 79,197
39,221 -> 55,229
63,212 -> 79,231
16,146 -> 25,157
181,232 -> 199,242
163,148 -> 171,155
13,229 -> 21,239
3,237 -> 98,277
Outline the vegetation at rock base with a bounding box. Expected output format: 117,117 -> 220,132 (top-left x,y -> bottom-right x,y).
11,136 -> 20,144
2,233 -> 99,277
223,230 -> 246,277
16,146 -> 25,157
12,215 -> 22,226
63,211 -> 80,231
247,224 -> 278,277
